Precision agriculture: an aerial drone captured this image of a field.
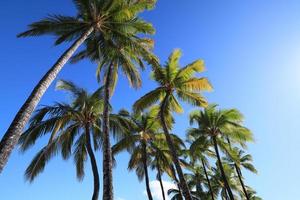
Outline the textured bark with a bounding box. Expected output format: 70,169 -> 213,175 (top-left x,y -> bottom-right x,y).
102,63 -> 114,200
201,159 -> 214,200
160,95 -> 192,200
212,137 -> 235,200
142,143 -> 153,200
226,138 -> 250,200
157,164 -> 166,200
85,124 -> 100,200
0,27 -> 94,173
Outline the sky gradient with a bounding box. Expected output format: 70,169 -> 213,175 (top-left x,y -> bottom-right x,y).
1,0 -> 300,199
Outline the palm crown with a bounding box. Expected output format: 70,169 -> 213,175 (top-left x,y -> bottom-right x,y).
18,0 -> 156,46
189,104 -> 253,147
134,49 -> 212,114
188,104 -> 254,200
0,0 -> 158,174
133,49 -> 212,200
18,80 -> 128,181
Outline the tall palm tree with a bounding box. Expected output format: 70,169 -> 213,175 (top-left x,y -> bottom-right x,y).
150,134 -> 185,200
0,0 -> 156,174
189,105 -> 253,200
185,165 -> 206,199
150,145 -> 171,200
210,163 -> 240,200
112,108 -> 183,200
224,146 -> 257,200
112,108 -> 160,200
167,173 -> 201,200
187,133 -> 216,200
18,80 -> 128,200
133,49 -> 212,200
69,4 -> 158,199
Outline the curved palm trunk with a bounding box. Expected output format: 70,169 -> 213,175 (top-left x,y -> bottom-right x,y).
157,164 -> 166,200
171,164 -> 183,200
212,136 -> 234,200
142,143 -> 153,200
201,159 -> 214,200
102,63 -> 114,200
0,27 -> 94,173
226,138 -> 250,200
85,124 -> 100,200
160,96 -> 192,200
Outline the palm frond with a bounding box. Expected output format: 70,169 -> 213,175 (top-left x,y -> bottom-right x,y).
25,139 -> 60,182
133,87 -> 165,113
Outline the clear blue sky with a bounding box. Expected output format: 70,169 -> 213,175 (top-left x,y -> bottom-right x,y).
1,0 -> 300,199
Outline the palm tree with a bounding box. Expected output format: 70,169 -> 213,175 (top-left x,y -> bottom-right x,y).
187,133 -> 216,200
112,108 -> 183,200
167,176 -> 200,200
185,166 -> 206,199
150,144 -> 170,200
168,188 -> 199,200
189,105 -> 253,200
224,146 -> 257,200
112,108 -> 160,200
69,4 -> 158,199
150,134 -> 185,200
18,80 -> 128,200
246,187 -> 262,200
0,0 -> 156,174
210,163 -> 240,200
133,49 -> 212,200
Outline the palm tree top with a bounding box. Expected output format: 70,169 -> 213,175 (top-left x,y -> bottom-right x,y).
133,49 -> 213,114
18,0 -> 157,45
18,80 -> 128,182
189,104 -> 254,145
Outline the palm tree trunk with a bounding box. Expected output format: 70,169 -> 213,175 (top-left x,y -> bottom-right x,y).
85,124 -> 100,200
212,136 -> 235,200
157,164 -> 166,200
102,63 -> 114,200
160,96 -> 192,200
171,164 -> 183,200
226,138 -> 250,200
0,27 -> 94,173
235,164 -> 250,200
142,143 -> 153,200
224,189 -> 229,200
201,159 -> 214,200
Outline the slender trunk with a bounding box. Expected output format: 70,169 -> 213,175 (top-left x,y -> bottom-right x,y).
171,164 -> 183,200
201,159 -> 214,200
226,138 -> 250,200
160,95 -> 192,200
235,164 -> 250,200
102,63 -> 114,200
157,164 -> 166,200
224,189 -> 229,200
212,136 -> 234,200
142,143 -> 153,200
0,27 -> 94,173
85,124 -> 100,200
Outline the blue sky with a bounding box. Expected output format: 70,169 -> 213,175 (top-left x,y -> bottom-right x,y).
1,0 -> 300,199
